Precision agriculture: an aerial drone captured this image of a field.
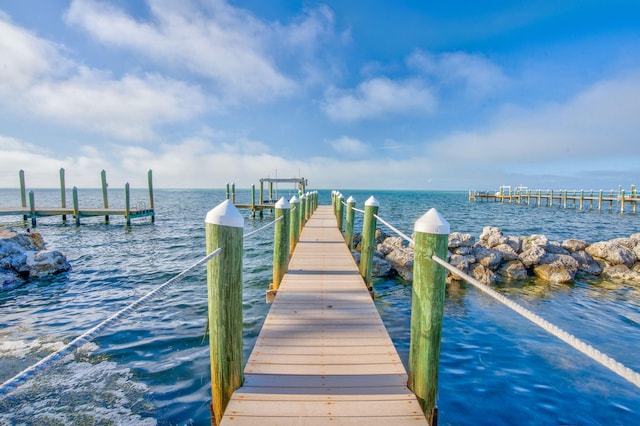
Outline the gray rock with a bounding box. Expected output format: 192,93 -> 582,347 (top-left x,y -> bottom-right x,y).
522,234 -> 549,251
469,263 -> 496,285
505,236 -> 522,253
609,237 -> 635,249
385,247 -> 414,281
570,251 -> 602,275
585,241 -> 636,267
448,232 -> 475,248
452,246 -> 473,256
497,260 -> 529,280
562,239 -> 589,252
478,227 -> 506,248
519,246 -> 546,268
473,246 -> 503,269
601,264 -> 640,283
533,253 -> 579,283
494,243 -> 519,262
372,256 -> 393,277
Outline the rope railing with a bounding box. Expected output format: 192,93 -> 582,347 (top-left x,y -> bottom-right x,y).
0,247 -> 223,398
431,254 -> 640,389
368,210 -> 640,390
243,215 -> 282,239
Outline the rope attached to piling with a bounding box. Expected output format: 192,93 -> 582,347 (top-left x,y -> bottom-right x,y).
431,254 -> 640,389
372,211 -> 640,389
0,247 -> 223,398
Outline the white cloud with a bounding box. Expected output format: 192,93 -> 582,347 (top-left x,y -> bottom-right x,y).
323,77 -> 436,122
426,72 -> 640,164
27,71 -> 204,141
64,0 -> 299,101
0,15 -> 68,92
328,136 -> 369,155
408,50 -> 508,98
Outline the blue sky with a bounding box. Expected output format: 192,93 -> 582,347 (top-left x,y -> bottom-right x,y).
1,0 -> 640,191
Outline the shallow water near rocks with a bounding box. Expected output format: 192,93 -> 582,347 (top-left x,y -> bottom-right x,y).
0,188 -> 638,425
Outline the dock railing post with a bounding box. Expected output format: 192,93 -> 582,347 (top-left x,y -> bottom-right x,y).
336,193 -> 344,233
305,192 -> 312,221
59,168 -> 67,222
226,183 -> 230,200
408,208 -> 450,426
205,200 -> 244,425
359,196 -> 379,292
251,184 -> 256,218
299,193 -> 306,231
289,195 -> 300,254
345,196 -> 356,250
268,197 -> 290,302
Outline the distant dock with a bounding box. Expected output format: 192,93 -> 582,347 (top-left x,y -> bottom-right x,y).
469,185 -> 639,213
0,169 -> 155,226
228,177 -> 308,217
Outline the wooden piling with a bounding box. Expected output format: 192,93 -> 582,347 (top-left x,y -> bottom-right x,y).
72,187 -> 80,225
148,169 -> 155,223
289,195 -> 300,254
28,191 -> 36,227
101,170 -> 109,223
125,183 -> 131,226
359,196 -> 379,290
232,183 -> 236,204
345,196 -> 356,250
251,184 -> 256,218
299,193 -> 306,232
205,200 -> 244,425
620,190 -> 625,214
60,168 -> 67,222
408,208 -> 450,425
336,193 -> 344,233
19,170 -> 27,221
226,183 -> 230,200
271,197 -> 290,293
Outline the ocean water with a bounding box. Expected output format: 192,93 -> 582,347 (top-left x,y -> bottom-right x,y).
0,188 -> 638,425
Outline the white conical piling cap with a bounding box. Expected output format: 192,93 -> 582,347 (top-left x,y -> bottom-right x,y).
365,196 -> 379,207
275,196 -> 290,209
290,194 -> 299,204
347,196 -> 355,204
205,199 -> 244,228
338,193 -> 344,200
300,193 -> 306,199
414,208 -> 449,235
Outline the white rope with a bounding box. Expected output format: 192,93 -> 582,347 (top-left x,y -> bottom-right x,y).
352,207 -> 365,214
431,254 -> 640,389
374,214 -> 415,246
244,215 -> 283,239
0,248 -> 223,398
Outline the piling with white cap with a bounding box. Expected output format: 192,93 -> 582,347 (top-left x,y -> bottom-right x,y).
408,207 -> 450,424
345,196 -> 356,250
272,197 -> 291,292
205,199 -> 244,424
359,196 -> 380,290
289,194 -> 300,253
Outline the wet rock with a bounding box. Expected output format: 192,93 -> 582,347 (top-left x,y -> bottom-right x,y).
533,253 -> 579,283
494,243 -> 519,262
562,239 -> 589,252
469,263 -> 496,285
519,246 -> 546,268
385,247 -> 414,281
570,251 -> 602,275
601,264 -> 640,283
497,260 -> 529,280
473,246 -> 503,268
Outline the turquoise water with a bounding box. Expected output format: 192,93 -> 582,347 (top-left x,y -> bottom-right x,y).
0,188 -> 638,425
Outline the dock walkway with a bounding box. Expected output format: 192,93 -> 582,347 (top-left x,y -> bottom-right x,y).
221,205 -> 427,424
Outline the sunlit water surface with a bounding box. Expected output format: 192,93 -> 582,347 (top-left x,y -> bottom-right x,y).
0,189 -> 638,425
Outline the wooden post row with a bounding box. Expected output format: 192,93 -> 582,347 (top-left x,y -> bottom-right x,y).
272,197 -> 290,292
205,200 -> 244,425
289,195 -> 300,254
408,208 -> 450,425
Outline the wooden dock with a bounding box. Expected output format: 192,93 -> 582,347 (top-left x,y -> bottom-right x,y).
220,205 -> 427,424
469,187 -> 639,213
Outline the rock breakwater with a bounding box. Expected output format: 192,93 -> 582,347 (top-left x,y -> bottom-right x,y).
1,227 -> 71,289
353,227 -> 640,285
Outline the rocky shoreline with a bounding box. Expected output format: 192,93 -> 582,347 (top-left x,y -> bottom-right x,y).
353,227 -> 640,285
0,227 -> 71,289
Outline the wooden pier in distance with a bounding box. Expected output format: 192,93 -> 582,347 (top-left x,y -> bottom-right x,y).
230,177 -> 308,217
220,205 -> 427,424
469,185 -> 639,214
0,169 -> 155,226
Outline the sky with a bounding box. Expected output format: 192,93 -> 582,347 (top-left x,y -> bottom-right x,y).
1,0 -> 640,191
